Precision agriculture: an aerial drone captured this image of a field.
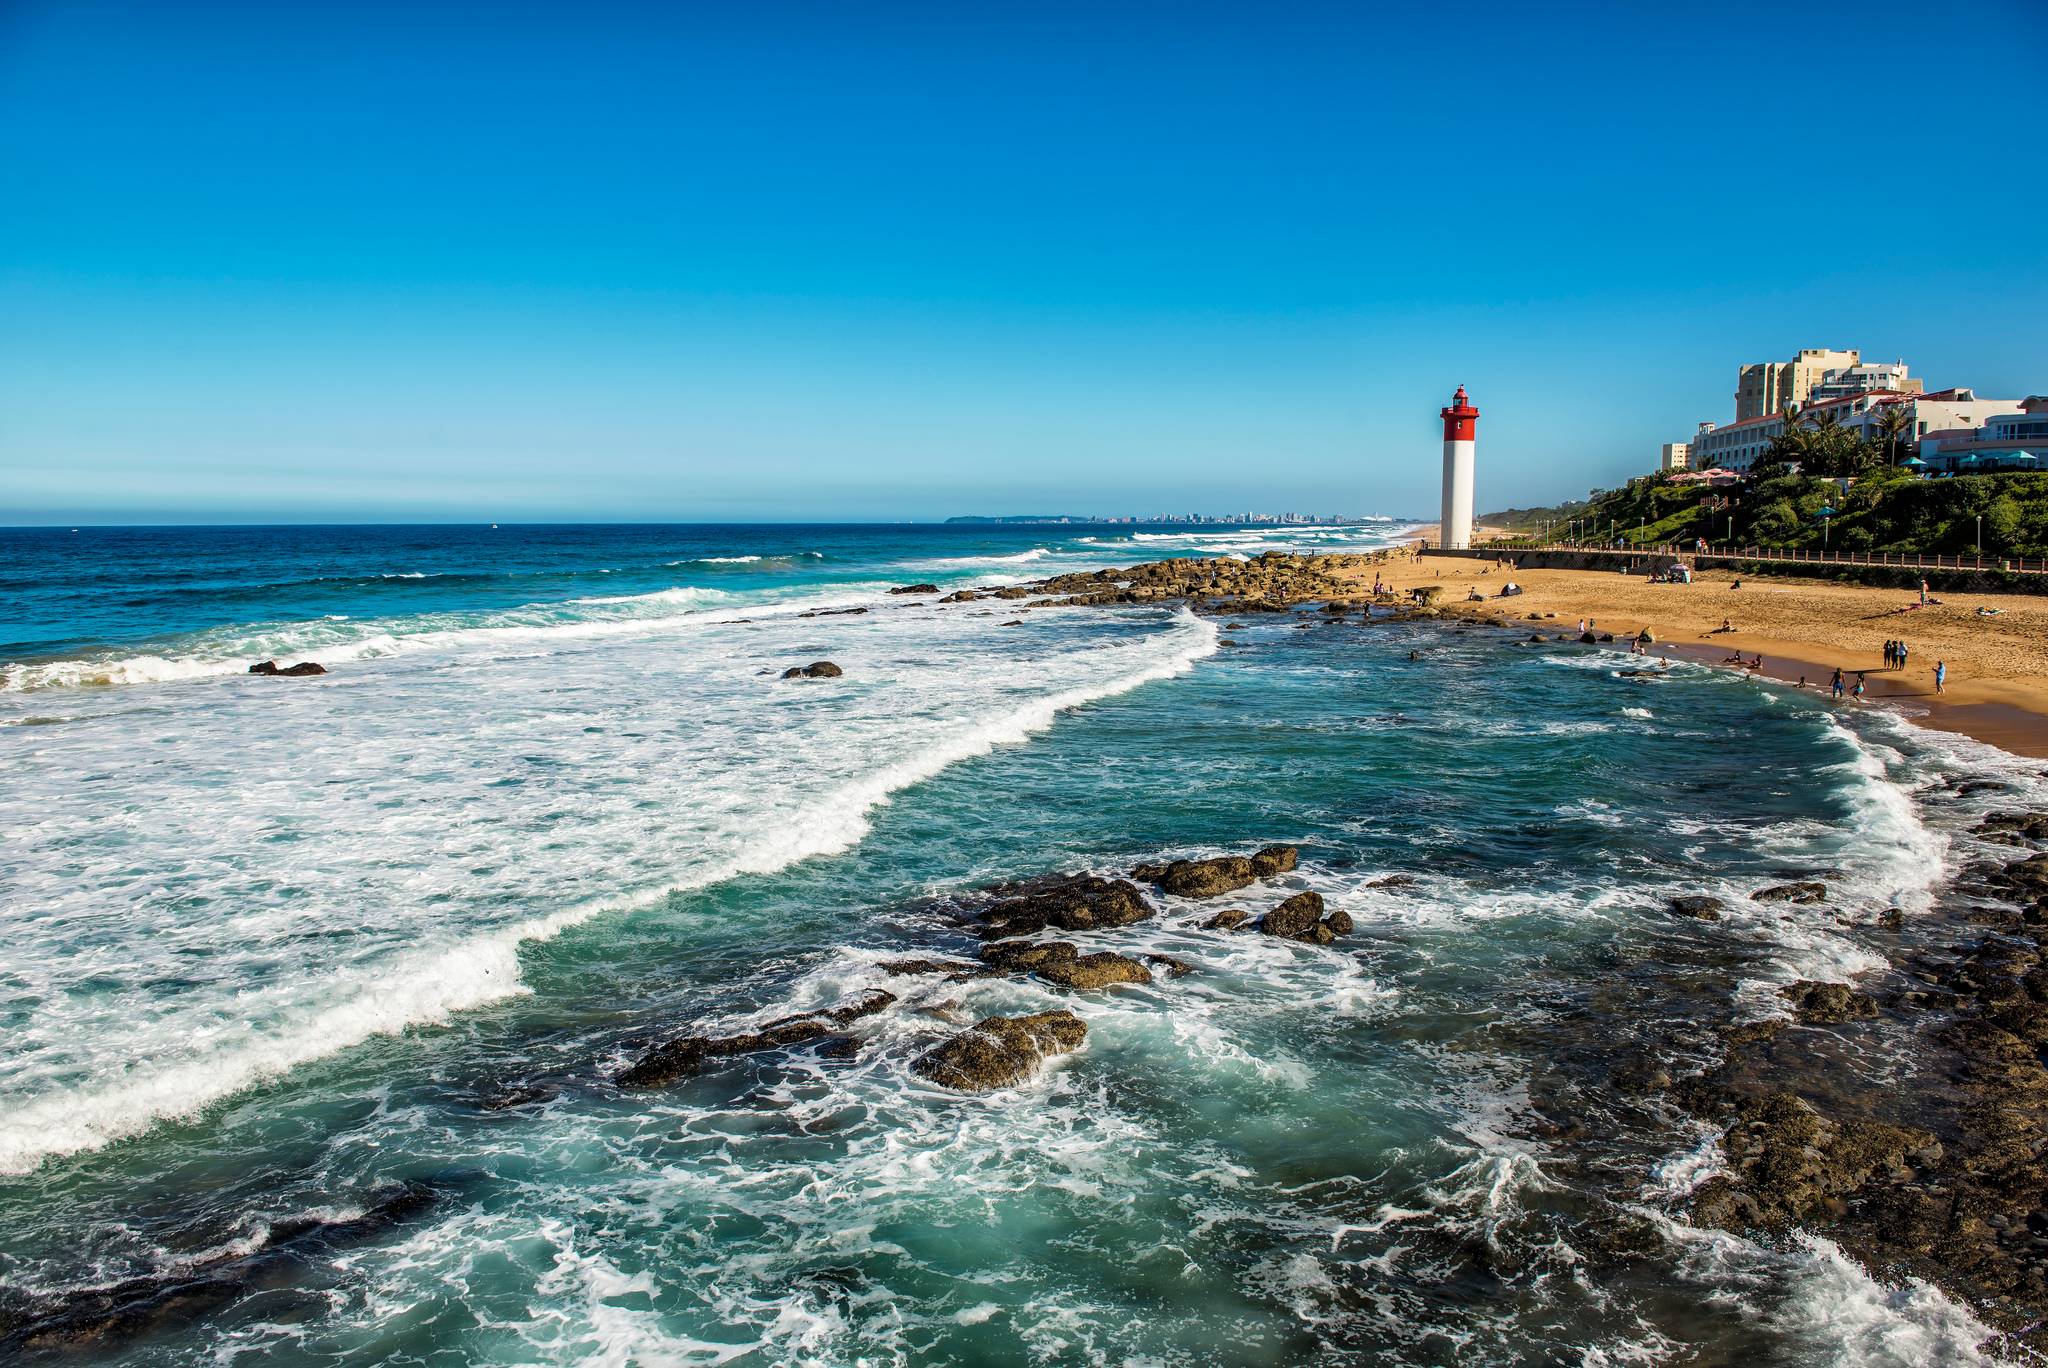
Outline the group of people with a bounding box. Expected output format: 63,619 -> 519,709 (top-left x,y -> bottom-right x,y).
1816,654 -> 1948,703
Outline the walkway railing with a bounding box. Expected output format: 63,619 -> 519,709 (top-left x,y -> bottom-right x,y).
1473,543 -> 2048,576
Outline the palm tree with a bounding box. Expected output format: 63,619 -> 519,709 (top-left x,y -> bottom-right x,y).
1874,403 -> 1914,471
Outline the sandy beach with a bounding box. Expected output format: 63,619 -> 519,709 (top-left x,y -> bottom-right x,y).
1360,543 -> 2048,757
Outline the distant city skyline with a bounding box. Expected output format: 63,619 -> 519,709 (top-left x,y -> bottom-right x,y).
3,0 -> 2045,525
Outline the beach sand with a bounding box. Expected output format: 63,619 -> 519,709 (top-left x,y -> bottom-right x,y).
1353,545 -> 2048,757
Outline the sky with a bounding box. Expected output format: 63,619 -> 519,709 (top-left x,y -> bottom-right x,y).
3,0 -> 2045,525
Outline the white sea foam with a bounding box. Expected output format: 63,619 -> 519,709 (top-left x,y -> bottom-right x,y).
0,604 -> 1216,1173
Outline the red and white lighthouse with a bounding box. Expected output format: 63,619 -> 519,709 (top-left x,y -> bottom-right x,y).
1439,385 -> 1479,550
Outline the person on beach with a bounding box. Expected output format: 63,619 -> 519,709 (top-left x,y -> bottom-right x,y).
1853,678 -> 1865,702
1900,642 -> 1909,671
1830,668 -> 1845,700
1920,579 -> 1929,606
1935,660 -> 1947,694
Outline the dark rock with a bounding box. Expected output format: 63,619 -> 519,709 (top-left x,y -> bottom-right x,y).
1668,894 -> 1726,920
1689,1092 -> 1940,1233
1145,954 -> 1195,977
248,660 -> 326,676
940,589 -> 982,603
1752,881 -> 1827,905
782,661 -> 844,679
1367,874 -> 1420,891
979,939 -> 1078,972
876,957 -> 977,978
1259,891 -> 1327,940
1156,856 -> 1257,899
975,875 -> 1153,937
1000,619 -> 1024,627
1251,844 -> 1299,877
1323,907 -> 1354,936
1783,980 -> 1880,1024
889,583 -> 940,595
911,1010 -> 1087,1091
616,990 -> 895,1087
1202,908 -> 1249,931
1037,951 -> 1152,990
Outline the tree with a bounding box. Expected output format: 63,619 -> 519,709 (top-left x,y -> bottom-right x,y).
1873,402 -> 1915,470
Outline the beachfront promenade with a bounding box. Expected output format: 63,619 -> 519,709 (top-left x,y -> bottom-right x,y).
1458,543 -> 2048,577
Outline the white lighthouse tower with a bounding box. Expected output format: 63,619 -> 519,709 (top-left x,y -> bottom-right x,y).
1439,385 -> 1478,550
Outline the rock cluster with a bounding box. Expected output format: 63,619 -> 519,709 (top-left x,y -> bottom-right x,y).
1133,845 -> 1297,898
974,874 -> 1153,937
248,660 -> 326,676
980,940 -> 1151,989
781,661 -> 843,679
1256,891 -> 1352,944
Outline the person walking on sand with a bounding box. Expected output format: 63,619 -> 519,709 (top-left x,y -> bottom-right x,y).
1831,667 -> 1845,700
1920,579 -> 1929,607
1935,660 -> 1947,695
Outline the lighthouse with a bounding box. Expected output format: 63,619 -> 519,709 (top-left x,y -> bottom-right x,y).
1439,385 -> 1479,550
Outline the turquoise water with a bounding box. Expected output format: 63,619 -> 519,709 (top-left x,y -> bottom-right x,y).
0,523 -> 2039,1364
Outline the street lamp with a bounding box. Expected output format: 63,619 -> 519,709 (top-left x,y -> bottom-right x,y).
1977,514 -> 1983,555
1818,505 -> 1836,553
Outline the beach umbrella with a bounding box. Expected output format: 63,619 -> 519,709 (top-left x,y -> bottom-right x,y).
1900,456 -> 1926,468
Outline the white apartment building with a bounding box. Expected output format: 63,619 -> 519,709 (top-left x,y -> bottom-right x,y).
1806,361 -> 1922,404
1658,441 -> 1690,472
1689,414 -> 1784,472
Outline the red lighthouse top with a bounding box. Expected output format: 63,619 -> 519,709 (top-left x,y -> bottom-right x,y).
1440,385 -> 1479,443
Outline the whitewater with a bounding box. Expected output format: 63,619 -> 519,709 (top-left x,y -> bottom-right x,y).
1,521 -> 2039,1366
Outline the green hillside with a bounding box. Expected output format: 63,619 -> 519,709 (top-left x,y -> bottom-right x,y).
1500,469 -> 2048,559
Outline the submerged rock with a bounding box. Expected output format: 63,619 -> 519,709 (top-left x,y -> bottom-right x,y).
616,990 -> 895,1087
888,583 -> 940,595
911,1010 -> 1087,1091
1668,894 -> 1726,920
940,589 -> 981,603
1201,908 -> 1249,932
1367,874 -> 1420,891
248,660 -> 326,676
1752,881 -> 1827,905
782,661 -> 843,679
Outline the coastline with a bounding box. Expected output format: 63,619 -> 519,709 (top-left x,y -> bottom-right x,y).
1357,545 -> 2048,759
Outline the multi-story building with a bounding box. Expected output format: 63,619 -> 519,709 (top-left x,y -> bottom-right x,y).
1806,361 -> 1922,404
1689,414 -> 1785,472
1735,347 -> 1862,420
1658,441 -> 1690,473
1919,395 -> 2048,473
1805,387 -> 2017,448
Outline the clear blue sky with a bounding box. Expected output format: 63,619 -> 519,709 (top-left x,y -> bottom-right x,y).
4,0 -> 2045,524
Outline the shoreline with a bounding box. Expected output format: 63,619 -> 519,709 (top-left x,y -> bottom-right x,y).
1350,546 -> 2048,760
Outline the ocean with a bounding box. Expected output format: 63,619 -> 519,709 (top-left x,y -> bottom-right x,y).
1,521 -> 2041,1365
